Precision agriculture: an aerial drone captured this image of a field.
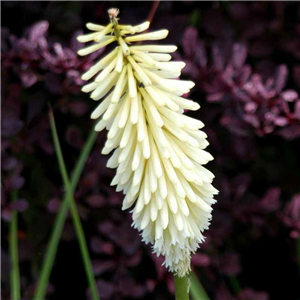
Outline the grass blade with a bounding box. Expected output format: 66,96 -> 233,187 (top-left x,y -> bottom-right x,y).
34,109 -> 99,300
48,108 -> 100,299
9,190 -> 21,300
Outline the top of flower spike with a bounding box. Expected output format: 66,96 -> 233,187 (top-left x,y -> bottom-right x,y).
107,8 -> 120,20
77,8 -> 172,58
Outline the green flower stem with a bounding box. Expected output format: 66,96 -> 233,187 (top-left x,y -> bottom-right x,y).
9,190 -> 21,300
33,108 -> 99,300
174,274 -> 189,300
190,271 -> 210,300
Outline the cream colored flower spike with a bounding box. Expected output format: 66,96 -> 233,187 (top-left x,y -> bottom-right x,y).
77,8 -> 218,277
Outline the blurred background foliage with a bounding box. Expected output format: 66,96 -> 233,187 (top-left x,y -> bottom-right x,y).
1,1 -> 300,299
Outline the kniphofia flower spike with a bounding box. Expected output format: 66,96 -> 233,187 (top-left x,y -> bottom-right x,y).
77,8 -> 218,277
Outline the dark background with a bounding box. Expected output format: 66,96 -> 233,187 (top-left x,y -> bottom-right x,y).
2,1 -> 300,300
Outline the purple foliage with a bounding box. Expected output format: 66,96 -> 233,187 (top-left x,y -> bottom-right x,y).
181,27 -> 300,139
280,194 -> 300,238
238,288 -> 270,300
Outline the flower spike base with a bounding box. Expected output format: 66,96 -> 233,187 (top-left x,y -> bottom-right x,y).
77,8 -> 218,277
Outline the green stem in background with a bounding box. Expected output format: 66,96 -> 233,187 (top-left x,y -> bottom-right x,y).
174,274 -> 189,300
48,108 -> 99,300
228,275 -> 241,294
9,190 -> 21,300
190,271 -> 210,300
33,109 -> 98,300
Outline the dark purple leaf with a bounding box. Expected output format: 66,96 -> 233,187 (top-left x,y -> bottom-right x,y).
182,27 -> 198,58
10,199 -> 28,212
26,92 -> 46,123
281,90 -> 299,102
86,194 -> 105,208
2,157 -> 19,171
1,250 -> 10,282
47,198 -> 61,213
207,92 -> 225,102
195,41 -> 207,69
274,116 -> 289,127
65,125 -> 83,149
95,280 -> 115,299
218,252 -> 241,276
260,188 -> 281,212
274,65 -> 288,93
277,125 -> 300,140
1,118 -> 23,137
68,101 -> 89,116
92,260 -> 116,276
192,253 -> 211,267
238,288 -> 269,300
243,114 -> 260,128
292,66 -> 300,88
232,43 -> 247,69
8,175 -> 25,190
212,43 -> 225,71
20,71 -> 38,87
28,21 -> 49,49
1,208 -> 12,222
244,102 -> 258,113
90,237 -> 114,255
